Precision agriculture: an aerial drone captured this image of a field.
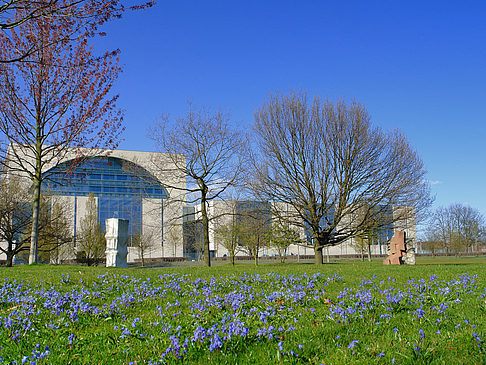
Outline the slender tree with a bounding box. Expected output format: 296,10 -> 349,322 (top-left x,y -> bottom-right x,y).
214,214 -> 240,266
421,229 -> 443,256
0,5 -> 124,264
0,175 -> 31,266
0,176 -> 72,266
37,195 -> 73,263
349,236 -> 367,261
252,90 -> 432,264
77,193 -> 105,266
352,226 -> 378,262
237,202 -> 271,266
150,105 -> 248,267
267,221 -> 302,263
131,230 -> 154,267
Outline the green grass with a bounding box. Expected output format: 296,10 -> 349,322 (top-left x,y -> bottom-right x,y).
0,259 -> 485,364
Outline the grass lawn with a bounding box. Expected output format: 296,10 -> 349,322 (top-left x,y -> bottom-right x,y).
0,258 -> 485,364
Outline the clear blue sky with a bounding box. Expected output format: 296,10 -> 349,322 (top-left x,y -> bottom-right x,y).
95,0 -> 486,220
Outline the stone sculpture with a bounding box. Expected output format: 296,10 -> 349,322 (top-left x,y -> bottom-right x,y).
105,218 -> 129,268
403,245 -> 416,265
383,230 -> 407,265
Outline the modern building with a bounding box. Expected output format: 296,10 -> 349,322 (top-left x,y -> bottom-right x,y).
1,146 -> 186,263
0,145 -> 416,264
188,200 -> 416,259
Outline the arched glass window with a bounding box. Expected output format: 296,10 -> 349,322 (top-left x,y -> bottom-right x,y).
43,156 -> 167,239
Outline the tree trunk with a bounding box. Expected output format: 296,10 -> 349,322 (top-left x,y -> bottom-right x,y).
367,243 -> 372,262
230,252 -> 235,266
29,177 -> 41,265
140,247 -> 145,267
200,194 -> 211,267
6,252 -> 14,267
314,245 -> 323,264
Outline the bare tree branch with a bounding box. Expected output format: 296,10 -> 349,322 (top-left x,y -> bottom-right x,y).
0,0 -> 155,63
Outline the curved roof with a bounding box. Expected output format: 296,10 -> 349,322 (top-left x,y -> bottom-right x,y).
44,156 -> 168,199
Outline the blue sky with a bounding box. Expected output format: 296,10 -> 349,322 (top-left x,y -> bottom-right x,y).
95,0 -> 486,219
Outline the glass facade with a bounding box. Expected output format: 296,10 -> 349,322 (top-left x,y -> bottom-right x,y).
44,156 -> 167,240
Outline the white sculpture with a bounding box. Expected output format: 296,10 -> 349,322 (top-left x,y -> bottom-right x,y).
105,218 -> 129,268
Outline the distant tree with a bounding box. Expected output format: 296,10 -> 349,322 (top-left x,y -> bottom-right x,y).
212,199 -> 245,266
429,204 -> 485,255
237,203 -> 271,266
430,207 -> 454,254
0,5 -> 124,264
354,227 -> 378,262
0,176 -> 72,266
131,230 -> 154,267
421,235 -> 443,256
349,236 -> 368,261
0,175 -> 31,266
37,196 -> 73,264
77,193 -> 105,266
267,221 -> 302,263
215,218 -> 240,266
150,105 -> 248,267
456,205 -> 485,254
252,90 -> 432,264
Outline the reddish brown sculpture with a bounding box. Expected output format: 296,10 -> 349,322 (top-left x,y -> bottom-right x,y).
383,231 -> 407,265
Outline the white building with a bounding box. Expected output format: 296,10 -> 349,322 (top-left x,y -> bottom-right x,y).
1,146 -> 186,263
189,200 -> 415,259
1,145 -> 416,264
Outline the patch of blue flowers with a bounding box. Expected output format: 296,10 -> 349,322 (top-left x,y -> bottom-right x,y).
0,271 -> 483,363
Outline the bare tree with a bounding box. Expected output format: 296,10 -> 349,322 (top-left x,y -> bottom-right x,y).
266,221 -> 302,263
237,202 -> 271,266
150,105 -> 248,267
0,5 -> 125,264
214,210 -> 240,266
429,204 -> 485,255
349,236 -> 368,261
421,229 -> 443,256
0,176 -> 72,265
252,90 -> 432,264
37,193 -> 73,263
77,193 -> 105,266
0,175 -> 31,266
351,227 -> 378,262
131,230 -> 154,267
